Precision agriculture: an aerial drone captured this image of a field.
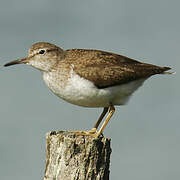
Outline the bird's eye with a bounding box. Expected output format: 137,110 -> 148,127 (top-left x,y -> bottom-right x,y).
39,49 -> 45,54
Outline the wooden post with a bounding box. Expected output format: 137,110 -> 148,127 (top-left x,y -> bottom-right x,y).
43,131 -> 111,180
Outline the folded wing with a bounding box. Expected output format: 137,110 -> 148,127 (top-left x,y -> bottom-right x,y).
66,49 -> 171,88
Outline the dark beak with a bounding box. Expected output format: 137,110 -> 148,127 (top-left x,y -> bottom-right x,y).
4,58 -> 28,67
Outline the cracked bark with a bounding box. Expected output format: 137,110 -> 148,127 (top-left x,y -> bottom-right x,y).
43,131 -> 111,180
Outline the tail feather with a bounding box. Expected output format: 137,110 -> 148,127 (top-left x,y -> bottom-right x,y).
162,71 -> 176,75
161,67 -> 175,75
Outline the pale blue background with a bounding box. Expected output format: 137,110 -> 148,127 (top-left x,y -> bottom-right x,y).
0,0 -> 179,180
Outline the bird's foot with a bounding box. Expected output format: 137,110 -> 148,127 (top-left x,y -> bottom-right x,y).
87,128 -> 97,134
69,128 -> 101,138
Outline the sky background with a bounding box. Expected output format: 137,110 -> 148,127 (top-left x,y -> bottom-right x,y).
0,0 -> 179,180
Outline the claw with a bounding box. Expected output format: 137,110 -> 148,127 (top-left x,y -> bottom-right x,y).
87,128 -> 97,134
69,129 -> 101,138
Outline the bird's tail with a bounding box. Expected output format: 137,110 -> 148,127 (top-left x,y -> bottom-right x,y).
161,67 -> 176,75
162,71 -> 176,75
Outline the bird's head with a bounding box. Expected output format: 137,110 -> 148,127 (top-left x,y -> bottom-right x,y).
4,42 -> 65,72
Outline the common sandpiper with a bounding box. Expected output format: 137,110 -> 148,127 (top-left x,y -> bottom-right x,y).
4,42 -> 173,138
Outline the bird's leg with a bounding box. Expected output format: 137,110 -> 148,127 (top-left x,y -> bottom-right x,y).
88,107 -> 109,134
94,106 -> 115,138
94,107 -> 109,129
69,106 -> 115,138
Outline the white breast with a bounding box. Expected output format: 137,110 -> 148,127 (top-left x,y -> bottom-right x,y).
43,69 -> 146,107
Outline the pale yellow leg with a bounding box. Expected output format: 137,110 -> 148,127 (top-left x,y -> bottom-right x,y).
94,106 -> 115,138
88,107 -> 109,134
69,106 -> 115,138
94,107 -> 109,129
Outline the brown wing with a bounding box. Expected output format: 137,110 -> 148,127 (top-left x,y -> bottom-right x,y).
65,49 -> 171,88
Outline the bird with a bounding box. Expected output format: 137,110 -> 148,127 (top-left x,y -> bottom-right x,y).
4,42 -> 172,138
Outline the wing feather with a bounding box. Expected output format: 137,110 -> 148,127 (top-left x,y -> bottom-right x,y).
65,49 -> 171,88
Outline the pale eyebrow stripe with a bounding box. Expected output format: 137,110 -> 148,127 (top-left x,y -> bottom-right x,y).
29,48 -> 59,58
46,48 -> 59,52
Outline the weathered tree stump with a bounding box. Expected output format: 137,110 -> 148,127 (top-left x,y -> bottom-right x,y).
43,131 -> 111,180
